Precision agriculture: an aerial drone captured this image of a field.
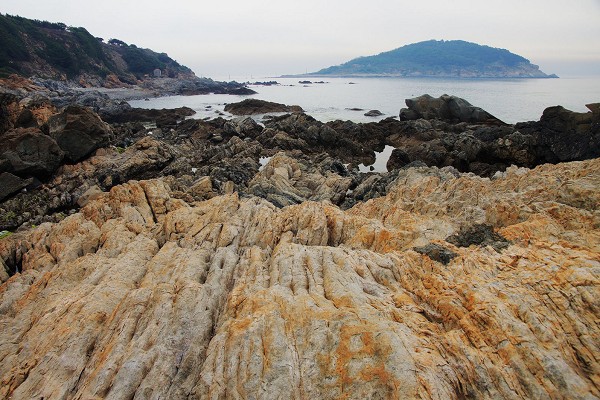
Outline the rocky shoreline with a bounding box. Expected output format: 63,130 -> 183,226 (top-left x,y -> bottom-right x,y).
0,78 -> 598,232
0,76 -> 599,399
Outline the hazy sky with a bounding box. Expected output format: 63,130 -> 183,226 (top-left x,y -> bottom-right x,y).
2,0 -> 599,78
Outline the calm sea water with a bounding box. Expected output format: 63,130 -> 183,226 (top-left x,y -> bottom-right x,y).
130,76 -> 600,124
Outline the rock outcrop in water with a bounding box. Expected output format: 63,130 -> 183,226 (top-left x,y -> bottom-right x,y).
224,99 -> 304,115
400,94 -> 505,125
0,78 -> 599,399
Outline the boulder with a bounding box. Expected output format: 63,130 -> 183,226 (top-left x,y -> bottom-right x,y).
224,99 -> 304,115
0,172 -> 33,201
364,109 -> 384,117
400,94 -> 505,124
386,148 -> 411,170
223,116 -> 263,138
47,105 -> 113,162
0,127 -> 64,178
533,105 -> 599,162
248,152 -> 352,207
0,92 -> 20,134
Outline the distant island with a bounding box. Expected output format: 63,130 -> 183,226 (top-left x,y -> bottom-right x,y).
295,40 -> 558,79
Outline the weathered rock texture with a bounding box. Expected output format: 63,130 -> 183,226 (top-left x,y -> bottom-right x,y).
47,105 -> 113,162
1,157 -> 598,399
400,94 -> 505,124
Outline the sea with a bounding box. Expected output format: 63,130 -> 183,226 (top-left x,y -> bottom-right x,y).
129,76 -> 600,124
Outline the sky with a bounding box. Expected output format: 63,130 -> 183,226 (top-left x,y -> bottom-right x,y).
2,0 -> 600,79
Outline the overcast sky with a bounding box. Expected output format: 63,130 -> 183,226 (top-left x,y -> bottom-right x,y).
3,0 -> 600,78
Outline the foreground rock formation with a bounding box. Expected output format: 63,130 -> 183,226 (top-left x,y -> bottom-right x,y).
1,78 -> 599,398
0,156 -> 598,399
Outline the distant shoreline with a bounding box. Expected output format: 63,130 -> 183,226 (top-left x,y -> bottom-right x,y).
280,74 -> 560,79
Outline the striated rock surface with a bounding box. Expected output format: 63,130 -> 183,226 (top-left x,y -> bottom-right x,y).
0,157 -> 598,399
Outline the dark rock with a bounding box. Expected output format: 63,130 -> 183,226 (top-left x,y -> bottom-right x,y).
0,127 -> 64,178
386,148 -> 411,170
446,224 -> 511,252
586,102 -> 600,114
137,77 -> 257,96
0,93 -> 20,134
364,110 -> 384,117
515,105 -> 600,163
15,109 -> 37,129
224,99 -> 304,115
223,117 -> 263,139
400,94 -> 505,125
48,105 -> 112,162
100,105 -> 195,124
250,81 -> 279,86
399,108 -> 420,121
227,87 -> 258,95
0,172 -> 33,201
413,243 -> 458,265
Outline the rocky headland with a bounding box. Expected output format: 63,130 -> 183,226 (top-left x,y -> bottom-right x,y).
0,76 -> 599,399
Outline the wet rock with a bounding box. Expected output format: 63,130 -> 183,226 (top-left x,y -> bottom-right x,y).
99,105 -> 195,125
0,127 -> 64,178
400,94 -> 505,124
386,148 -> 411,170
515,104 -> 600,163
140,77 -> 256,96
0,172 -> 33,201
446,223 -> 511,252
364,109 -> 384,117
224,99 -> 304,115
413,243 -> 458,264
0,92 -> 20,134
47,105 -> 113,162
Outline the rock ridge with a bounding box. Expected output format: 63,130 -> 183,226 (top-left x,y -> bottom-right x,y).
0,157 -> 598,399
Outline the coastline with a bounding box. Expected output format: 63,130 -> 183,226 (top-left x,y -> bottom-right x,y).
0,73 -> 599,399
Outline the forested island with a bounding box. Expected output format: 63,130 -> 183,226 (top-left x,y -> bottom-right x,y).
303,40 -> 558,78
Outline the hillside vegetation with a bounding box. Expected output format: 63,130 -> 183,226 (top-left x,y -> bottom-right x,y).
0,14 -> 194,84
311,40 -> 556,78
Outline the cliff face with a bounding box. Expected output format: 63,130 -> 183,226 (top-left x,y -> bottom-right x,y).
0,156 -> 598,399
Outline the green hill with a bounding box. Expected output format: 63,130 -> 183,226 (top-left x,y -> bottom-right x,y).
310,40 -> 557,78
0,13 -> 194,84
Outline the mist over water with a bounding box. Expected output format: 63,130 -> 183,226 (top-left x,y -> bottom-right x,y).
131,76 -> 600,124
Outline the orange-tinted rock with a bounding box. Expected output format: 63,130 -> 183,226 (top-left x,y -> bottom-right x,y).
0,159 -> 598,399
